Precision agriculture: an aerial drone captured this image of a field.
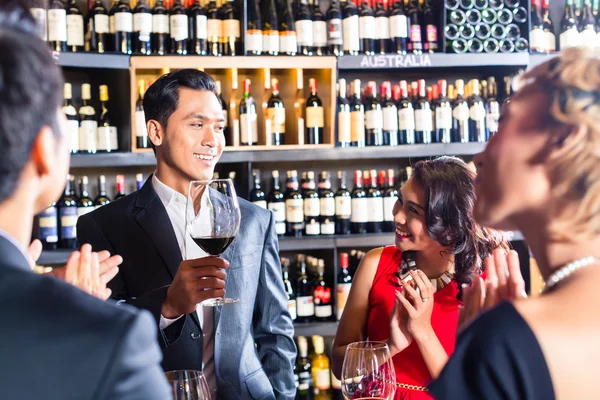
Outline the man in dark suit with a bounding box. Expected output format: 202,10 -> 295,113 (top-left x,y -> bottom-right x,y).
0,3 -> 170,399
78,69 -> 296,399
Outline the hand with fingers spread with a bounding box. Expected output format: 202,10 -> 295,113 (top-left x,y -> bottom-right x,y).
161,257 -> 229,319
396,270 -> 436,341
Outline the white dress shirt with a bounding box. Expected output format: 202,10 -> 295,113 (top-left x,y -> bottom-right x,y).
153,174 -> 216,395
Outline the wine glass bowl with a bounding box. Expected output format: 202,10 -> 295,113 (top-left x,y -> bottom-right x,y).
341,341 -> 396,400
165,370 -> 212,400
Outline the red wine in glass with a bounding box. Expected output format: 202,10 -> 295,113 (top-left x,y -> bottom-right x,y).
191,236 -> 235,256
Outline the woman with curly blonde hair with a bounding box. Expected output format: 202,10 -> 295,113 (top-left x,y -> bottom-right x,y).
430,47 -> 600,399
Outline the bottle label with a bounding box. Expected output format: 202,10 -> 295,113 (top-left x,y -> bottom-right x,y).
320,220 -> 335,234
315,304 -> 332,318
287,300 -> 297,320
469,104 -> 486,121
383,106 -> 398,131
342,15 -> 360,51
335,196 -> 352,217
152,14 -> 169,34
453,103 -> 469,121
97,126 -> 118,151
194,15 -> 208,39
320,197 -> 335,217
263,31 -> 280,53
66,14 -> 84,46
415,109 -> 432,131
336,283 -> 351,320
328,18 -> 343,45
296,296 -> 314,317
79,120 -> 98,152
580,27 -> 596,49
398,107 -> 415,130
267,107 -> 286,133
275,222 -> 286,235
376,17 -> 390,39
410,24 -> 421,43
48,9 -> 67,42
560,28 -> 580,49
30,8 -> 47,41
359,15 -> 375,39
351,110 -> 365,142
252,200 -> 268,209
545,31 -> 556,51
390,15 -> 408,38
286,198 -> 304,223
115,12 -> 133,33
314,286 -> 331,306
365,109 -> 383,130
240,112 -> 258,144
305,220 -> 320,235
39,206 -> 58,244
338,110 -> 351,143
59,207 -> 77,240
245,30 -> 263,52
383,196 -> 396,222
530,27 -> 546,51
268,201 -> 286,223
486,111 -> 499,133
66,120 -> 79,153
110,15 -> 115,34
135,110 -> 148,138
304,198 -> 320,217
426,25 -> 437,42
207,18 -> 223,38
77,206 -> 95,218
296,19 -> 313,46
351,198 -> 368,223
279,31 -> 297,53
223,19 -> 240,38
170,14 -> 188,41
436,106 -> 452,129
134,12 -> 152,35
313,20 -> 328,47
367,197 -> 384,222
306,106 -> 324,128
315,368 -> 332,390
94,14 -> 110,34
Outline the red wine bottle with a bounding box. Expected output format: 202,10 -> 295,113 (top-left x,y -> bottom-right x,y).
113,0 -> 133,54
169,0 -> 188,55
285,170 -> 304,237
206,0 -> 222,56
364,81 -> 384,146
342,0 -> 360,55
335,171 -> 352,235
436,79 -> 452,144
560,0 -> 580,50
351,170 -> 368,234
422,0 -> 437,52
318,171 -> 336,235
250,169 -> 267,209
306,78 -> 324,145
337,78 -> 352,147
88,0 -> 109,53
350,79 -> 366,147
188,0 -> 207,55
296,256 -> 314,322
268,170 -> 286,236
66,0 -> 84,53
366,169 -> 384,233
452,79 -> 469,143
374,0 -> 390,54
468,79 -> 487,143
359,0 -> 376,54
381,81 -> 399,146
133,0 -> 152,54
279,0 -> 298,55
296,0 -> 314,55
390,0 -> 408,54
221,0 -> 240,56
313,0 -> 328,55
407,0 -> 422,53
57,175 -> 78,249
397,80 -> 416,144
151,0 -> 168,55
240,79 -> 258,145
327,0 -> 344,55
542,0 -> 556,52
263,0 -> 280,55
414,79 -> 432,144
314,260 -> 333,320
246,0 -> 263,54
303,171 -> 320,236
267,78 -> 286,145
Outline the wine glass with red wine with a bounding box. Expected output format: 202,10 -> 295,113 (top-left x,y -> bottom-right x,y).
341,341 -> 396,400
187,179 -> 240,307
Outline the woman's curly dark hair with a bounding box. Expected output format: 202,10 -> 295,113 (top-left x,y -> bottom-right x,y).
402,156 -> 508,287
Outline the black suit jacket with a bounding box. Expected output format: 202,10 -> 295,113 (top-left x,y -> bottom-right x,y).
77,176 -> 296,400
0,234 -> 169,399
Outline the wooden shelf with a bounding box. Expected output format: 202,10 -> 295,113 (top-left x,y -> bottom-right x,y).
337,53 -> 530,70
55,52 -> 130,70
294,321 -> 339,337
130,55 -> 337,70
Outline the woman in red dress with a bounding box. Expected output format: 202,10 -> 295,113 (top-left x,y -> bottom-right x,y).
332,156 -> 507,399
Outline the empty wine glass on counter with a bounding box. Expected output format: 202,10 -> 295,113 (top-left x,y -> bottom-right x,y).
166,370 -> 211,400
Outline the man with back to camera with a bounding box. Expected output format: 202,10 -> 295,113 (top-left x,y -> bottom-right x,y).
77,69 -> 296,399
0,1 -> 170,398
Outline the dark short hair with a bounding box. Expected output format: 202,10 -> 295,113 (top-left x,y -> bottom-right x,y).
0,17 -> 64,203
0,0 -> 39,36
406,156 -> 508,287
143,69 -> 217,151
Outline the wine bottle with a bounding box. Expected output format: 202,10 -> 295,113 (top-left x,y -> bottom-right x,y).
542,0 -> 556,52
88,0 -> 109,53
312,0 -> 328,55
485,77 -> 500,139
77,176 -> 95,219
530,0 -> 546,52
263,0 -> 280,55
58,175 -> 78,250
285,170 -> 304,236
189,0 -> 208,55
206,0 -> 222,56
151,0 -> 169,55
136,173 -> 145,190
65,0 -> 84,53
29,0 -> 47,41
47,0 -> 66,52
318,171 -> 335,235
62,83 -> 80,154
382,169 -> 398,232
281,258 -> 297,320
279,0 -> 298,55
408,0 -> 422,53
336,253 -> 353,320
250,169 -> 267,209
109,0 -> 118,51
390,0 -> 409,54
135,80 -> 150,149
95,175 -> 112,208
375,0 -> 391,54
560,0 -> 580,49
359,0 -> 376,54
452,79 -> 469,143
306,78 -> 324,145
342,0 -> 360,55
350,79 -> 366,147
579,0 -> 596,47
215,81 -> 230,145
327,0 -> 343,55
303,171 -> 321,236
468,79 -> 487,142
115,174 -> 126,200
312,335 -> 332,392
267,78 -> 286,146
364,81 -> 384,146
365,170 -> 384,233
268,170 -> 287,236
246,0 -> 263,55
296,0 -> 314,55
334,171 -> 352,235
170,0 -> 188,54
97,85 -> 118,153
397,81 -> 416,145
422,0 -> 437,52
79,84 -> 97,154
337,79 -> 352,147
314,261 -> 333,320
296,337 -> 313,396
351,170 -> 368,234
240,79 -> 258,146
36,203 -> 58,251
414,79 -> 433,144
436,79 -> 452,144
221,0 -> 240,56
381,82 -> 398,146
133,0 -> 152,54
114,0 -> 133,54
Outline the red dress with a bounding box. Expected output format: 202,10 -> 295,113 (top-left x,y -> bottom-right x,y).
367,246 -> 460,400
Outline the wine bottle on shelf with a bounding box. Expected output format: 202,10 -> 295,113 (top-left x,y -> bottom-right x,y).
530,0 -> 546,52
485,77 -> 500,139
313,0 -> 328,55
189,0 -> 208,55
285,170 -> 304,236
312,335 -> 332,394
221,0 -> 240,56
136,80 -> 150,149
436,79 -> 452,144
422,0 -> 437,52
58,175 -> 78,250
296,336 -> 314,396
407,0 -> 422,53
77,176 -> 95,218
151,0 -> 169,55
97,85 -> 118,153
318,171 -> 335,235
63,83 -> 80,154
279,0 -> 298,55
469,79 -> 487,143
414,79 -> 433,144
381,82 -> 399,146
350,79 -> 366,147
575,0 -> 582,16
36,203 -> 58,251
342,0 -> 360,54
296,0 -> 314,55
115,174 -> 126,200
335,171 -> 352,234
29,0 -> 47,41
136,173 -> 145,190
314,261 -> 333,320
579,0 -> 596,47
246,0 -> 263,55
79,84 -> 97,154
250,169 -> 267,209
390,0 -> 408,54
262,0 -> 280,55
48,0 -> 67,52
268,170 -> 287,236
366,170 -> 384,233
560,0 -> 580,49
296,256 -> 314,322
382,169 -> 398,232
358,0 -> 376,54
542,0 -> 556,52
452,79 -> 469,143
108,0 -> 118,51
95,176 -> 111,208
306,78 -> 324,145
351,170 -> 368,234
205,0 -> 222,56
337,79 -> 351,147
327,0 -> 344,55
397,80 -> 416,145
113,0 -> 133,54
364,81 -> 384,147
337,252 -> 352,319
303,171 -> 321,236
267,78 -> 286,146
281,258 -> 297,321
240,79 -> 258,146
132,0 -> 151,54
170,0 -> 188,55
65,0 -> 84,53
88,0 -> 109,53
374,0 -> 390,54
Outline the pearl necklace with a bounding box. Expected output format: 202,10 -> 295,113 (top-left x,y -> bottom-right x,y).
544,256 -> 600,292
